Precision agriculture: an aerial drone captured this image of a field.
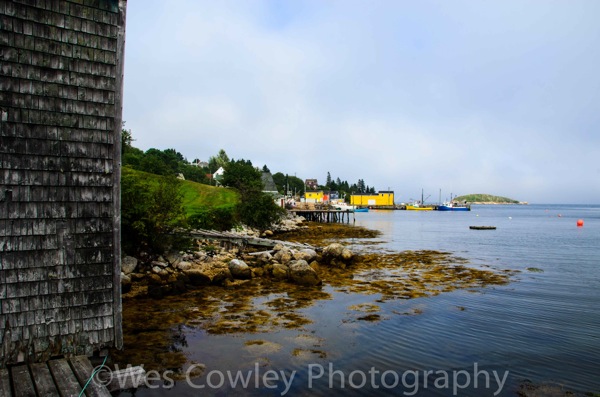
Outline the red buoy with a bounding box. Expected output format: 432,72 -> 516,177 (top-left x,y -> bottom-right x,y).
577,219 -> 584,227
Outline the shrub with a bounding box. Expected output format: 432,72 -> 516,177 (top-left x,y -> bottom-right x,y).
121,169 -> 186,254
188,206 -> 237,231
237,191 -> 286,231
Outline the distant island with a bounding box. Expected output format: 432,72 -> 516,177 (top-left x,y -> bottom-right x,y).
453,194 -> 527,205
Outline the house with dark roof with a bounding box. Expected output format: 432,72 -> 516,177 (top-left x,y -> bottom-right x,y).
261,172 -> 279,195
305,179 -> 319,190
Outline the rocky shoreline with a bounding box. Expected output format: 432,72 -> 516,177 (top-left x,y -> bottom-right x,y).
113,215 -> 516,378
120,215 -> 356,298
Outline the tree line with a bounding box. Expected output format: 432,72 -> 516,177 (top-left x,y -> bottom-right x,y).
120,127 -> 378,254
122,127 -> 375,199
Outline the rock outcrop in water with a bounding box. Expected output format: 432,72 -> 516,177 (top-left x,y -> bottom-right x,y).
120,217 -> 355,298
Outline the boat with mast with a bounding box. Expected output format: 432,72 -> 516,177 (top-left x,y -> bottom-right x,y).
406,189 -> 434,211
437,192 -> 471,211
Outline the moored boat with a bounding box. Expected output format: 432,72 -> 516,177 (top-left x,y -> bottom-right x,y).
469,226 -> 496,230
406,189 -> 434,210
354,208 -> 369,213
438,202 -> 470,211
331,202 -> 356,211
406,204 -> 434,211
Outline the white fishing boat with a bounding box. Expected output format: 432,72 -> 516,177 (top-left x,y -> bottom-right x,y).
331,202 -> 356,211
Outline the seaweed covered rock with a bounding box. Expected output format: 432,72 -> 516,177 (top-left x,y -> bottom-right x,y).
321,243 -> 354,268
184,268 -> 212,286
289,260 -> 322,286
294,248 -> 318,263
254,251 -> 273,265
184,262 -> 232,285
176,261 -> 193,271
271,263 -> 290,280
273,247 -> 293,265
229,259 -> 252,279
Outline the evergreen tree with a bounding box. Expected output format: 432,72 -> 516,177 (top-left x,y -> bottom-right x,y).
357,179 -> 366,193
208,149 -> 230,172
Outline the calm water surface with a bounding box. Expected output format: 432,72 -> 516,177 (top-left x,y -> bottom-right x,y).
121,204 -> 600,396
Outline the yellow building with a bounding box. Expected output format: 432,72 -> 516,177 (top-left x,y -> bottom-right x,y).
305,190 -> 325,203
350,191 -> 395,207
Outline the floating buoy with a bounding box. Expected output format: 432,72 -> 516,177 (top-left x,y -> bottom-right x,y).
508,216 -> 512,220
558,214 -> 562,217
577,219 -> 584,227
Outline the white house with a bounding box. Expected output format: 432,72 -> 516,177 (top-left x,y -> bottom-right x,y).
213,167 -> 225,185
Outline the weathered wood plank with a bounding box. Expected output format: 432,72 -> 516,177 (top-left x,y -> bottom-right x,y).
186,229 -> 317,251
29,362 -> 59,397
10,365 -> 35,397
247,250 -> 275,256
69,356 -> 112,397
47,359 -> 82,397
105,366 -> 146,392
0,368 -> 13,397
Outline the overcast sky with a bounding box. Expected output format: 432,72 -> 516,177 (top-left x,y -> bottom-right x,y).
122,1 -> 600,204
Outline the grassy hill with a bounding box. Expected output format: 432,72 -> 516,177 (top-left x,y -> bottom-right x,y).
122,166 -> 239,217
179,178 -> 239,217
453,194 -> 520,204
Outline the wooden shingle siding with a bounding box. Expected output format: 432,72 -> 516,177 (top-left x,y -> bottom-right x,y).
0,0 -> 125,365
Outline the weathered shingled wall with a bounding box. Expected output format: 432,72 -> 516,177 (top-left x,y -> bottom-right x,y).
0,0 -> 126,365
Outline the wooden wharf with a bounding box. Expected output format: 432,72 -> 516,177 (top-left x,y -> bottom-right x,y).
290,210 -> 355,223
0,356 -> 111,397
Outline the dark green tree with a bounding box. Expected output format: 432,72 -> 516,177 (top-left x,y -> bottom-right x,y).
121,170 -> 186,254
139,150 -> 171,175
287,175 -> 305,196
357,179 -> 366,193
121,128 -> 134,153
238,190 -> 285,230
179,164 -> 210,184
222,159 -> 263,194
121,127 -> 144,168
222,159 -> 284,230
272,172 -> 286,193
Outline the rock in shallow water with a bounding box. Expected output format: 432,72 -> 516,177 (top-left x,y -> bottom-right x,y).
294,248 -> 318,262
289,260 -> 322,286
271,263 -> 289,280
229,259 -> 252,279
322,243 -> 354,267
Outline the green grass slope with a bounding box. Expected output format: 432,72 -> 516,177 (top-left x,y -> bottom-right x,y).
122,166 -> 239,217
453,194 -> 520,204
179,178 -> 239,217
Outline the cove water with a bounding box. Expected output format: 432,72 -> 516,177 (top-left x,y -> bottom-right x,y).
119,204 -> 600,397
